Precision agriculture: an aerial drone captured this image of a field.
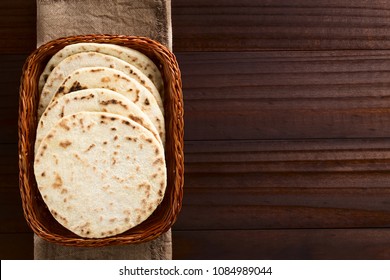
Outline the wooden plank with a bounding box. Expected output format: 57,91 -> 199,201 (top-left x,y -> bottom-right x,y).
0,0 -> 36,53
5,228 -> 390,260
7,138 -> 390,233
184,139 -> 390,174
6,138 -> 390,232
177,139 -> 390,229
173,0 -> 390,51
4,0 -> 390,262
0,188 -> 30,232
186,171 -> 390,190
172,229 -> 390,259
0,143 -> 27,232
177,51 -> 390,140
6,0 -> 390,53
8,50 -> 390,142
184,138 -> 390,188
0,144 -> 18,175
0,233 -> 33,259
0,55 -> 28,144
176,188 -> 390,230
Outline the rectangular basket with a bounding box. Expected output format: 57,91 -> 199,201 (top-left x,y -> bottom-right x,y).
18,34 -> 184,247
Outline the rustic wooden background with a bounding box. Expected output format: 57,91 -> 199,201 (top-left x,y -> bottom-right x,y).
3,0 -> 390,259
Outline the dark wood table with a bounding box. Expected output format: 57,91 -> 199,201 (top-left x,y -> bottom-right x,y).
3,0 -> 390,259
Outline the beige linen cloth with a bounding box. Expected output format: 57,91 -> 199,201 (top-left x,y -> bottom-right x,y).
34,0 -> 172,260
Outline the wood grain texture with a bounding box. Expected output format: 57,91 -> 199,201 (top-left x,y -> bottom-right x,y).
173,229 -> 390,259
0,233 -> 33,260
174,139 -> 390,230
173,0 -> 390,51
176,188 -> 390,229
0,1 -> 38,260
1,55 -> 27,144
0,0 -> 36,53
0,144 -> 18,177
6,0 -> 390,53
184,139 -> 390,174
5,138 -> 390,232
0,188 -> 30,232
3,0 -> 390,260
178,51 -> 390,140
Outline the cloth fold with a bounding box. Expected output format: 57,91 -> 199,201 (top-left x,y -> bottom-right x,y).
34,231 -> 172,260
34,0 -> 173,260
37,0 -> 172,50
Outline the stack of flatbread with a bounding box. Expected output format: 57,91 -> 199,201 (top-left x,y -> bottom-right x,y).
33,43 -> 167,239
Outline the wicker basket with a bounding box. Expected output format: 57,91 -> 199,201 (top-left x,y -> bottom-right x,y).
18,34 -> 184,247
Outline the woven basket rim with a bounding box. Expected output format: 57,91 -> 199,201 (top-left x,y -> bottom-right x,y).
18,34 -> 184,247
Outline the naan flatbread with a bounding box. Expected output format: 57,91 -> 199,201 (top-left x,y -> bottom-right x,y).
38,43 -> 163,95
52,67 -> 165,143
35,88 -> 162,154
38,52 -> 162,118
34,112 -> 167,238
